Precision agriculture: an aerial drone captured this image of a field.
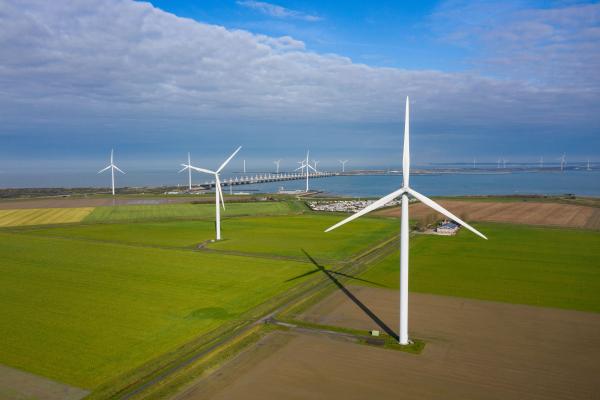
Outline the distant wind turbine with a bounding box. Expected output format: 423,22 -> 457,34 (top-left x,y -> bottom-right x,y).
587,158 -> 592,171
185,147 -> 242,240
98,149 -> 125,196
295,150 -> 317,192
339,159 -> 348,172
540,156 -> 544,169
559,154 -> 566,172
274,159 -> 281,174
178,152 -> 194,190
325,97 -> 487,345
313,160 -> 320,171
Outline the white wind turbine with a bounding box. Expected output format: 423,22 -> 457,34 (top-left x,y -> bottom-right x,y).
178,152 -> 194,190
325,97 -> 487,345
274,159 -> 281,174
185,147 -> 242,240
295,150 -> 317,192
98,149 -> 125,196
339,159 -> 348,172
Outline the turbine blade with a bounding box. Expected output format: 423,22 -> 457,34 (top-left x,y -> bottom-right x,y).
98,165 -> 111,174
178,165 -> 189,173
406,188 -> 487,240
217,146 -> 242,173
189,166 -> 215,175
113,165 -> 125,174
110,149 -> 114,164
403,96 -> 410,186
294,165 -> 304,171
307,164 -> 317,172
325,187 -> 406,232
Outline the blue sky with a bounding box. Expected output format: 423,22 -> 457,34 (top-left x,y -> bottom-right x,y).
1,0 -> 599,185
147,0 -> 460,70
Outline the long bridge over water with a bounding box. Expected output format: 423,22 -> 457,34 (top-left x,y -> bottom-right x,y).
198,171 -> 339,190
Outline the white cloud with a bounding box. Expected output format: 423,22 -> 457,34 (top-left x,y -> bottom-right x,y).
236,1 -> 322,22
0,0 -> 597,151
431,1 -> 600,89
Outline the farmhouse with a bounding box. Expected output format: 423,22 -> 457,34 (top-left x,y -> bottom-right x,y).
436,221 -> 460,235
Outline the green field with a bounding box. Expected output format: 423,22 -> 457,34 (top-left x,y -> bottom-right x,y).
0,203 -> 399,391
0,207 -> 94,227
0,231 -> 315,389
24,214 -> 398,260
359,223 -> 600,312
83,201 -> 297,222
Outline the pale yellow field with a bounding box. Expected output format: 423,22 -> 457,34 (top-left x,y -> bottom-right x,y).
0,208 -> 94,227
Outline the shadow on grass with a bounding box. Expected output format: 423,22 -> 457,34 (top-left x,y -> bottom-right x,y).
291,249 -> 398,341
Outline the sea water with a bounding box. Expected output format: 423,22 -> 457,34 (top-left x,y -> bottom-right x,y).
2,170 -> 599,197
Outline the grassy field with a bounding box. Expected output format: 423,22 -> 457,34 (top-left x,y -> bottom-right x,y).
0,231 -> 315,389
0,207 -> 94,227
23,214 -> 398,260
83,201 -> 298,222
359,223 -> 600,312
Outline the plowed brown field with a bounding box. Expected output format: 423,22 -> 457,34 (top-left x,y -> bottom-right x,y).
177,287 -> 600,400
376,200 -> 600,229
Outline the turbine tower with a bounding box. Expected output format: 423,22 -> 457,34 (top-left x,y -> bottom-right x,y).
339,159 -> 348,172
185,147 -> 242,240
98,149 -> 125,196
243,159 -> 246,173
295,150 -> 317,192
178,152 -> 194,190
587,158 -> 592,171
325,97 -> 487,345
274,159 -> 281,174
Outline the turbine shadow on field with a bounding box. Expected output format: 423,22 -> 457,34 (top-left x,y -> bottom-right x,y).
298,249 -> 399,340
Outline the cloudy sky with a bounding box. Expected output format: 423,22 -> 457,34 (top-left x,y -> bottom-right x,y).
1,0 -> 599,181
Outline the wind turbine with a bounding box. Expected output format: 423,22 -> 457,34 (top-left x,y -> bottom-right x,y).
339,159 -> 348,172
98,149 -> 125,196
274,159 -> 281,174
178,152 -> 194,190
295,150 -> 317,192
540,156 -> 544,169
587,158 -> 592,171
325,97 -> 487,345
559,154 -> 566,172
185,146 -> 242,240
313,160 -> 320,171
